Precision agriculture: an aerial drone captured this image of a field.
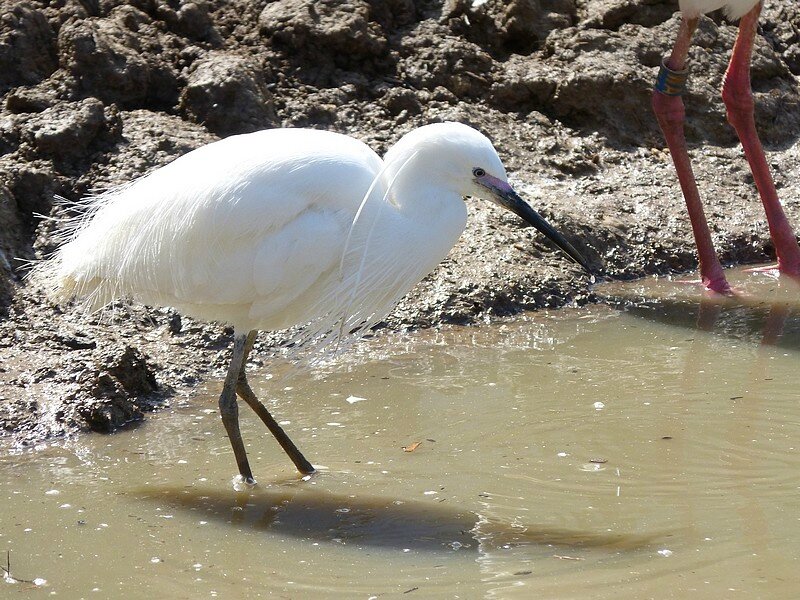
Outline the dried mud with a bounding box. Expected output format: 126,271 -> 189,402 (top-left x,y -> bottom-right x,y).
1,0 -> 799,443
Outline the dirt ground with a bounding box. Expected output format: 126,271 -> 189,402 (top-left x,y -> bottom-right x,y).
1,0 -> 799,443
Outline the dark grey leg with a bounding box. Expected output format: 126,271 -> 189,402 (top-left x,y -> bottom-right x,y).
236,330 -> 315,475
219,333 -> 254,483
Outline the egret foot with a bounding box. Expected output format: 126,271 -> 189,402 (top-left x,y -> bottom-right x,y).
219,333 -> 255,483
232,474 -> 257,492
219,330 -> 314,483
236,330 -> 315,476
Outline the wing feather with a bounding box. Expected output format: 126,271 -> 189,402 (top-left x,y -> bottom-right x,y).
32,129 -> 383,330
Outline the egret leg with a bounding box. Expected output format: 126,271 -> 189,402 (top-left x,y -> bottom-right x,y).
653,17 -> 732,295
721,2 -> 800,276
236,330 -> 315,475
219,333 -> 255,483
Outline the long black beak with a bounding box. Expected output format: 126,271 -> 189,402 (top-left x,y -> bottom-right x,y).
494,187 -> 592,274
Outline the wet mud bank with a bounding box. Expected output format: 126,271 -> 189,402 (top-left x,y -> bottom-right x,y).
1,0 -> 799,442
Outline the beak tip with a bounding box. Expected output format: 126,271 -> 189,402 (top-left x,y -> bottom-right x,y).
495,187 -> 595,277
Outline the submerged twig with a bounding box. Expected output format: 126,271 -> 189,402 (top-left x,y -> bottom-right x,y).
2,550 -> 42,585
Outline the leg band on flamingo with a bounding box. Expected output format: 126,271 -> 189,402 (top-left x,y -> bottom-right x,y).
655,59 -> 691,96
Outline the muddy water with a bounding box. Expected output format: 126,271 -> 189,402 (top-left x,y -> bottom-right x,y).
2,268 -> 800,598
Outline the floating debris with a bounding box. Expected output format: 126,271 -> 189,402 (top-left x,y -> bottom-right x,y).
402,441 -> 422,453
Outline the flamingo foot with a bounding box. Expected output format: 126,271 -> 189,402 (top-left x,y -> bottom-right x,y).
672,274 -> 737,298
744,264 -> 780,276
744,264 -> 800,287
702,276 -> 734,297
777,262 -> 800,279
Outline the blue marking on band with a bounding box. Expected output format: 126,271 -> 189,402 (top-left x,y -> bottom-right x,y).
654,60 -> 690,96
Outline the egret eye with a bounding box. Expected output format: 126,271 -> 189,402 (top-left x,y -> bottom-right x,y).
472,167 -> 486,178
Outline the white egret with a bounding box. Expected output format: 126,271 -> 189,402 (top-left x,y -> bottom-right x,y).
653,0 -> 800,294
35,122 -> 591,483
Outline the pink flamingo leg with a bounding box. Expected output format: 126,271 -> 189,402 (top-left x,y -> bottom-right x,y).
653,18 -> 732,295
722,2 -> 800,276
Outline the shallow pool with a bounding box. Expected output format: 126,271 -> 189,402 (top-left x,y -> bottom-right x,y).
2,268 -> 800,598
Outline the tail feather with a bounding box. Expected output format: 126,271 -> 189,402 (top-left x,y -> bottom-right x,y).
27,191 -> 126,312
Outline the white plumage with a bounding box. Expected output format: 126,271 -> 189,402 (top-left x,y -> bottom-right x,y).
678,0 -> 759,19
41,125 -> 496,343
36,122 -> 589,481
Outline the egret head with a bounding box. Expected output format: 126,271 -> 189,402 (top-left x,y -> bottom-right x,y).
387,122 -> 592,273
385,122 -> 506,199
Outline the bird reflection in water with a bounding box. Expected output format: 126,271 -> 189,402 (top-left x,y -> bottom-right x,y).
131,484 -> 663,554
600,271 -> 800,351
623,294 -> 799,351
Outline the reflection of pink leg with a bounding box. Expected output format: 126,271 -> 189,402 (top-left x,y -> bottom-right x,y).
760,302 -> 790,347
653,18 -> 732,295
696,297 -> 723,331
723,3 -> 800,276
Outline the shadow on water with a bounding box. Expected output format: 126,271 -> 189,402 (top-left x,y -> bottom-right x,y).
130,482 -> 666,554
604,294 -> 800,352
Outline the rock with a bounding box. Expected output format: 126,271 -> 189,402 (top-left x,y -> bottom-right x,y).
501,0 -> 577,51
762,2 -> 800,75
381,87 -> 422,117
0,160 -> 57,230
582,0 -> 675,31
81,344 -> 158,432
0,1 -> 57,94
371,0 -> 417,28
0,183 -> 19,305
102,344 -> 158,396
5,83 -> 59,114
259,0 -> 387,61
0,112 -> 19,154
24,97 -> 106,157
443,0 -> 576,55
155,0 -> 214,40
179,51 -> 276,136
58,6 -> 152,106
94,110 -> 216,187
398,23 -> 493,99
